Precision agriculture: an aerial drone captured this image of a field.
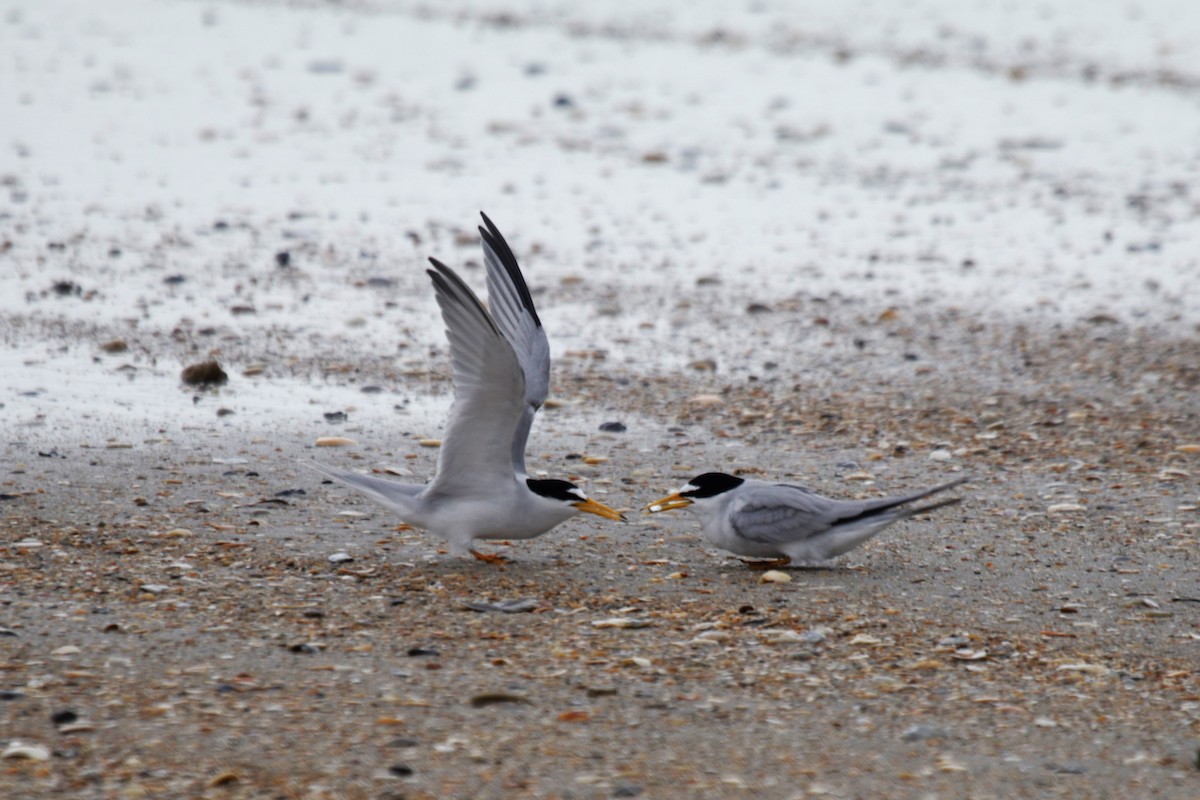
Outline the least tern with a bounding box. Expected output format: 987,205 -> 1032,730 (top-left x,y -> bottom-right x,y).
310,213 -> 624,562
645,473 -> 969,568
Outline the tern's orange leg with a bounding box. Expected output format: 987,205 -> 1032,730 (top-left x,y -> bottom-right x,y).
470,549 -> 508,565
740,557 -> 791,570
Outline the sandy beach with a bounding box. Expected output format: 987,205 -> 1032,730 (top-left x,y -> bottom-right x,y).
2,1 -> 1198,798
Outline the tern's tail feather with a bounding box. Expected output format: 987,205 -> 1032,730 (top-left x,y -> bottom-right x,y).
303,461 -> 424,517
902,495 -> 963,518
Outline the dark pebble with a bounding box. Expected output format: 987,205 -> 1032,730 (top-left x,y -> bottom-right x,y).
163,274 -> 186,285
553,93 -> 574,108
407,647 -> 439,657
598,421 -> 626,433
302,609 -> 324,618
388,738 -> 419,748
275,251 -> 291,267
388,765 -> 414,777
323,411 -> 348,423
361,385 -> 383,394
181,361 -> 228,387
0,494 -> 18,502
0,689 -> 25,700
613,785 -> 643,798
1045,762 -> 1087,775
52,709 -> 78,725
216,407 -> 235,417
289,643 -> 321,654
52,280 -> 80,296
746,303 -> 772,314
275,488 -> 307,497
469,692 -> 528,707
365,277 -> 396,288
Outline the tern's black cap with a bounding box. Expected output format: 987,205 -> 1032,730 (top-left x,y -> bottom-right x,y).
526,478 -> 585,503
681,473 -> 745,498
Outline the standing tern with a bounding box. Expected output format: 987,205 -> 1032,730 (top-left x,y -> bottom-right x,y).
644,473 -> 969,568
310,213 -> 624,562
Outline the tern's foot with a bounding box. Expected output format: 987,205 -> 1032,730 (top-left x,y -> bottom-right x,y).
470,549 -> 509,565
740,557 -> 792,570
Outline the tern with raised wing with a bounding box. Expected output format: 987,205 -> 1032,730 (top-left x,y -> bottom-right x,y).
310,213 -> 623,561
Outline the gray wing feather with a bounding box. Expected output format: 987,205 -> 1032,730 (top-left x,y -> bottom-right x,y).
479,213 -> 550,474
731,477 -> 970,545
424,259 -> 525,495
731,486 -> 847,544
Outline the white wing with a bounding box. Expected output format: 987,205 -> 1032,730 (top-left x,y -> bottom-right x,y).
479,213 -> 550,475
424,258 -> 525,496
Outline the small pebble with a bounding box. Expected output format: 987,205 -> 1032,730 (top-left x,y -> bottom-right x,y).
461,598 -> 539,614
328,552 -> 354,563
315,437 -> 356,447
901,724 -> 948,742
688,394 -> 724,407
52,709 -> 78,725
407,647 -> 439,657
469,692 -> 529,707
2,742 -> 50,761
181,361 -> 228,387
598,421 -> 627,433
758,570 -> 791,584
592,618 -> 652,629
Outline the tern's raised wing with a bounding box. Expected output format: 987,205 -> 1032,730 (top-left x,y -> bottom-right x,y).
479,213 -> 550,476
424,258 -> 525,496
729,477 -> 969,545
